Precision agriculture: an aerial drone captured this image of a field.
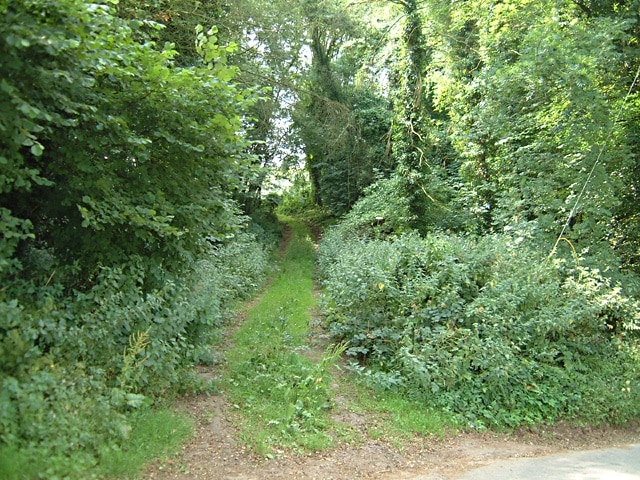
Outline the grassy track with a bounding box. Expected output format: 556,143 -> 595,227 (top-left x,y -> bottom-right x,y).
221,216 -> 454,456
223,217 -> 342,455
229,217 -> 316,352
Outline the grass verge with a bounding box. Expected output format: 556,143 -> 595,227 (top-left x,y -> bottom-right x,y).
97,408 -> 193,479
0,407 -> 192,480
328,371 -> 459,450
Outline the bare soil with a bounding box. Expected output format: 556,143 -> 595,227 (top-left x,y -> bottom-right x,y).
144,373 -> 639,480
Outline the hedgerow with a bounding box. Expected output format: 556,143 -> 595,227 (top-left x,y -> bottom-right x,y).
0,228 -> 272,477
0,0 -> 275,475
318,228 -> 640,428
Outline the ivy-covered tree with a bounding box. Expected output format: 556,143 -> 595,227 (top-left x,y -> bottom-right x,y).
429,0 -> 638,262
292,0 -> 393,215
373,0 -> 458,231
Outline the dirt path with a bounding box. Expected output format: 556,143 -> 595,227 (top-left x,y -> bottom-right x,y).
143,224 -> 639,480
143,381 -> 638,480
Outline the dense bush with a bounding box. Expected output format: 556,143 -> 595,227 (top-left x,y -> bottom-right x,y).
0,0 -> 276,476
318,228 -> 640,428
275,171 -> 317,214
0,228 -> 272,476
315,175 -> 415,244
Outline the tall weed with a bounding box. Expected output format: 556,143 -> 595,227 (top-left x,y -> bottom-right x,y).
318,229 -> 640,428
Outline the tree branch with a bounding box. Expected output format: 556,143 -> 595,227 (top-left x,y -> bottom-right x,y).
571,0 -> 593,17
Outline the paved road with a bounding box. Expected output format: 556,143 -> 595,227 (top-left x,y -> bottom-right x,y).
457,444 -> 640,479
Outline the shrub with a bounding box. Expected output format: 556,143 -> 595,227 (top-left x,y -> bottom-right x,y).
318,230 -> 640,428
0,228 -> 272,477
0,0 -> 275,475
330,175 -> 415,240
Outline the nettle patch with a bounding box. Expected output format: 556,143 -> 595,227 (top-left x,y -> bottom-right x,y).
318,230 -> 640,428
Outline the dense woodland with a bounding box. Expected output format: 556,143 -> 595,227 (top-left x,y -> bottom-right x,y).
1,0 -> 640,476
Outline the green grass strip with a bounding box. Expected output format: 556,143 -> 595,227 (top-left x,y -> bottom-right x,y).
97,409 -> 193,479
0,408 -> 192,480
229,217 -> 316,352
224,216 -> 340,455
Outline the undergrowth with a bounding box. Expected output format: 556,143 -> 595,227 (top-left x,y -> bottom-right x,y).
318,221 -> 640,429
96,409 -> 192,479
0,222 -> 274,479
0,408 -> 192,480
333,375 -> 457,449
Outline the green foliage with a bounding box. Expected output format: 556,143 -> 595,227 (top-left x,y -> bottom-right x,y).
116,0 -> 225,67
0,228 -> 271,478
318,229 -> 640,428
292,2 -> 394,216
316,175 -> 415,248
276,171 -> 318,216
96,408 -> 192,479
1,0 -> 256,290
431,0 -> 635,246
0,364 -> 135,478
0,407 -> 192,480
3,0 -> 640,470
328,2 -> 640,431
275,171 -> 333,226
0,0 -> 274,475
117,329 -> 151,401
